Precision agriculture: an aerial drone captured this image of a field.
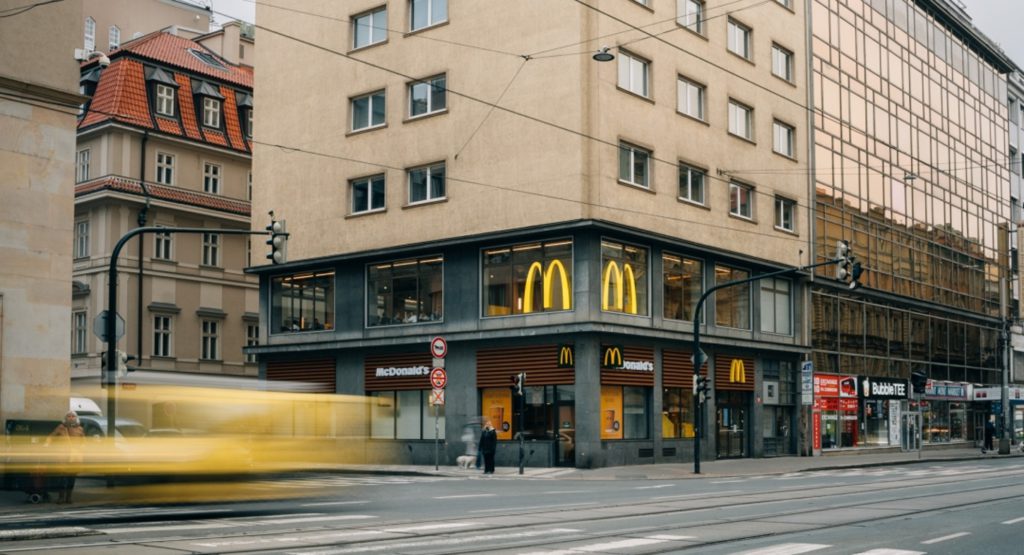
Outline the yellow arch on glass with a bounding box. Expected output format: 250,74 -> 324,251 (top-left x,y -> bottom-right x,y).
522,261 -> 544,314
602,260 -> 623,311
544,259 -> 571,310
622,263 -> 637,315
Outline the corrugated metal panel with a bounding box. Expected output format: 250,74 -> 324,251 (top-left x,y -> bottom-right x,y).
663,349 -> 694,388
601,346 -> 654,386
266,358 -> 335,392
477,345 -> 574,387
364,353 -> 433,391
715,354 -> 755,391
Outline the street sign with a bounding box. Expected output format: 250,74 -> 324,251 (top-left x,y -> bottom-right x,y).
93,310 -> 125,343
430,367 -> 447,389
430,388 -> 445,406
430,336 -> 447,358
801,360 -> 814,406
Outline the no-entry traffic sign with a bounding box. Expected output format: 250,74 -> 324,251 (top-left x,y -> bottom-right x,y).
430,336 -> 447,358
430,367 -> 447,389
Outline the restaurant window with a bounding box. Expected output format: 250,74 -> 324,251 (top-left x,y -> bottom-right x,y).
760,277 -> 792,335
715,265 -> 750,329
600,385 -> 650,439
601,240 -> 648,315
662,387 -> 694,438
483,239 -> 572,317
271,269 -> 335,333
369,390 -> 445,440
367,256 -> 443,326
663,253 -> 703,321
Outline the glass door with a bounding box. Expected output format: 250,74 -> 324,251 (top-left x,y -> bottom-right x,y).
716,404 -> 747,458
555,385 -> 575,467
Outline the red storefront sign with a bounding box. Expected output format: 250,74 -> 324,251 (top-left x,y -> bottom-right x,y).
813,397 -> 859,411
813,373 -> 859,398
812,410 -> 821,451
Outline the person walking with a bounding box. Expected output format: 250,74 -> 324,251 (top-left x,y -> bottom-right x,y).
479,420 -> 498,475
983,416 -> 996,453
46,411 -> 85,503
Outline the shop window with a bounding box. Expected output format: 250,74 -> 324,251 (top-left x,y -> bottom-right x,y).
601,240 -> 649,315
369,390 -> 445,440
662,388 -> 694,438
367,256 -> 443,326
271,269 -> 335,333
600,385 -> 650,439
483,239 -> 572,317
715,265 -> 750,329
760,277 -> 792,334
663,253 -> 703,321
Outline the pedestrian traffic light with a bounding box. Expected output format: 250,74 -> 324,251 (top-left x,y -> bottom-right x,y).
115,350 -> 137,378
265,217 -> 288,264
910,370 -> 928,394
695,375 -> 709,404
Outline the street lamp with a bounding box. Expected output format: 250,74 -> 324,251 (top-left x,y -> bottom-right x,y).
592,46 -> 615,62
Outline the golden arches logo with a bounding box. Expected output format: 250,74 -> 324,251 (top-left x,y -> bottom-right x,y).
602,346 -> 624,368
523,260 -> 571,313
602,261 -> 638,314
558,345 -> 574,368
729,359 -> 747,384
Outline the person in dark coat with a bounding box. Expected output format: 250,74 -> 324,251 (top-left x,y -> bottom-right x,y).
983,417 -> 996,453
479,420 -> 498,475
46,411 -> 85,503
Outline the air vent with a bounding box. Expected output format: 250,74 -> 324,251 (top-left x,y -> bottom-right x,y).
638,448 -> 654,458
662,447 -> 676,457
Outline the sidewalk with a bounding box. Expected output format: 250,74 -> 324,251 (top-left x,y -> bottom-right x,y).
2,447 -> 1020,512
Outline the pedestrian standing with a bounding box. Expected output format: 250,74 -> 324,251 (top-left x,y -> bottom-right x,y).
46,411 -> 84,503
479,420 -> 497,475
983,416 -> 996,453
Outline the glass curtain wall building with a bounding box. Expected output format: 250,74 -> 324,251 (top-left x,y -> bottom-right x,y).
810,0 -> 1014,447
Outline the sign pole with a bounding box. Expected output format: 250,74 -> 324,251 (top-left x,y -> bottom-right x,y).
434,404 -> 439,471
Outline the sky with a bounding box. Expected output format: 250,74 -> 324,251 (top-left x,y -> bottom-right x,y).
206,0 -> 255,28
951,0 -> 1024,67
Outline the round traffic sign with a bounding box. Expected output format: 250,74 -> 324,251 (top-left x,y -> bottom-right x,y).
430,367 -> 447,389
430,336 -> 447,358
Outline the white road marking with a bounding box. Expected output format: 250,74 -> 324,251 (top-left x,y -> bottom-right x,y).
541,490 -> 592,495
731,543 -> 831,555
434,493 -> 497,499
471,502 -> 597,513
648,534 -> 696,540
102,522 -> 232,534
711,479 -> 747,484
921,532 -> 970,544
195,530 -> 385,548
302,500 -> 370,507
1003,516 -> 1024,524
291,528 -> 582,554
634,484 -> 675,489
381,522 -> 476,533
652,489 -> 745,500
852,550 -> 925,555
255,515 -> 376,525
519,535 -> 693,554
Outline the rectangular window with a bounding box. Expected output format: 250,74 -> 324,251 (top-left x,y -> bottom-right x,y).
245,324 -> 258,363
153,315 -> 171,357
247,172 -> 253,200
156,152 -> 174,185
351,90 -> 386,131
774,196 -> 795,231
202,232 -> 220,266
618,142 -> 650,188
410,0 -> 447,31
601,240 -> 649,315
663,387 -> 695,438
154,230 -> 172,260
203,97 -> 221,128
677,0 -> 703,33
72,311 -> 87,354
203,162 -> 221,194
773,120 -> 795,157
678,164 -> 705,204
74,219 -> 89,259
246,108 -> 253,137
772,44 -> 793,82
730,181 -> 753,219
663,253 -> 703,321
727,19 -> 751,59
369,391 -> 445,440
271,269 -> 335,333
483,239 -> 573,317
677,76 -> 705,120
408,162 -> 445,203
409,75 -> 446,117
776,0 -> 791,8
760,277 -> 792,334
351,174 -> 386,214
109,26 -> 120,50
617,51 -> 650,97
353,6 -> 388,49
600,385 -> 650,439
715,265 -> 750,329
728,100 -> 752,140
1012,147 -> 1021,176
84,17 -> 95,51
368,256 -> 443,326
76,149 -> 90,183
155,84 -> 176,117
200,320 -> 219,360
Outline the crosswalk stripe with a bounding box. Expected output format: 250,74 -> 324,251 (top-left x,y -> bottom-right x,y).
921,532 -> 970,544
255,515 -> 376,525
1003,516 -> 1024,524
852,550 -> 925,555
101,522 -> 232,534
731,543 -> 831,555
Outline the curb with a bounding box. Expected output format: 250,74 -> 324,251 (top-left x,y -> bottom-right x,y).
0,527 -> 99,542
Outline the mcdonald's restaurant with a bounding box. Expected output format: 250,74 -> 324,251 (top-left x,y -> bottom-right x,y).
250,221 -> 808,468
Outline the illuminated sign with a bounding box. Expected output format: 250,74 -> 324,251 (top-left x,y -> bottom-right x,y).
602,261 -> 638,314
602,345 -> 624,369
558,345 -> 575,368
375,365 -> 430,378
523,260 -> 571,313
859,376 -> 908,400
729,358 -> 747,384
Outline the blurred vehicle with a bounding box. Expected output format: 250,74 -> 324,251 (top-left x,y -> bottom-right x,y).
71,396 -> 103,416
77,415 -> 147,439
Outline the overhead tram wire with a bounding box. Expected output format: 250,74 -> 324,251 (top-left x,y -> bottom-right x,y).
0,0 -> 63,18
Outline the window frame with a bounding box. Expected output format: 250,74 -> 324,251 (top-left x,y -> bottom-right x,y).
76,148 -> 90,183
727,19 -> 752,60
408,74 -> 446,118
155,84 -> 176,117
407,162 -> 446,204
617,50 -> 651,98
662,251 -> 705,322
678,163 -> 706,205
108,25 -> 120,51
714,264 -> 751,330
774,196 -> 796,232
84,17 -> 96,51
155,151 -> 174,185
200,319 -> 219,360
153,314 -> 172,357
677,0 -> 704,34
203,162 -> 222,194
72,310 -> 88,355
409,0 -> 447,32
351,89 -> 387,131
728,100 -> 753,141
677,76 -> 705,121
245,324 -> 258,363
271,269 -> 336,334
351,173 -> 387,214
771,43 -> 794,82
202,97 -> 222,128
352,6 -> 388,49
600,238 -> 650,316
202,232 -> 220,267
618,141 -> 651,189
729,181 -> 754,220
760,276 -> 793,335
154,229 -> 173,260
481,238 -> 574,318
366,255 -> 444,327
74,219 -> 90,259
772,120 -> 795,158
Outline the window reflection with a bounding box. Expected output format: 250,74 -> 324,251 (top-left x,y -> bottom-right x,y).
483,239 -> 573,317
367,257 -> 443,326
271,270 -> 335,333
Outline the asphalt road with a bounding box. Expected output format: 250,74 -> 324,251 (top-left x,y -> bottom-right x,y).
2,458 -> 1023,554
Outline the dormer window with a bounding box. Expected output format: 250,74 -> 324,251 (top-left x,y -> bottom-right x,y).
192,80 -> 224,130
156,84 -> 175,116
203,97 -> 221,128
236,91 -> 254,138
145,66 -> 179,119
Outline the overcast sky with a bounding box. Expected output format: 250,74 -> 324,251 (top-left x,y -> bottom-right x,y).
208,0 -> 254,27
946,0 -> 1023,68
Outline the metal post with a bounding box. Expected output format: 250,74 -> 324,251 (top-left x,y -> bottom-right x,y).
693,391 -> 701,473
1002,277 -> 1011,454
434,404 -> 439,471
518,398 -> 525,475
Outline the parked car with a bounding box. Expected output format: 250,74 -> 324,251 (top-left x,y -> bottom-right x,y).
77,415 -> 147,439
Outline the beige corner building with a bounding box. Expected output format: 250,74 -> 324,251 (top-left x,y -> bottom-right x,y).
0,0 -> 84,425
252,1 -> 811,467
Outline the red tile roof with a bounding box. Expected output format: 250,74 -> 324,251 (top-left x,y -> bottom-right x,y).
121,31 -> 252,88
76,176 -> 251,217
79,59 -> 153,130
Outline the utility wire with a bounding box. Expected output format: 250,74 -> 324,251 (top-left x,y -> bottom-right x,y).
0,0 -> 63,17
454,56 -> 530,160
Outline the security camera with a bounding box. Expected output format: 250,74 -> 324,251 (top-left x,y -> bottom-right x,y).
74,48 -> 111,67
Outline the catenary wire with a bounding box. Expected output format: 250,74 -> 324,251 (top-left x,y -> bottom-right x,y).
0,0 -> 63,17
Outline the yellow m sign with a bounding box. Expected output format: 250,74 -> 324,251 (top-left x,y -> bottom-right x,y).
558,345 -> 574,368
602,261 -> 638,314
523,260 -> 571,313
602,345 -> 624,368
729,358 -> 747,384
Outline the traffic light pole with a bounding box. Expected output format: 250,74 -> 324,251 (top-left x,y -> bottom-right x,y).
691,257 -> 845,474
104,226 -> 275,444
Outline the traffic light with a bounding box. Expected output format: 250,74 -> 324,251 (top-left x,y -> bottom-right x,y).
511,372 -> 526,396
910,370 -> 928,394
835,240 -> 864,290
115,350 -> 137,378
694,374 -> 709,404
265,218 -> 288,264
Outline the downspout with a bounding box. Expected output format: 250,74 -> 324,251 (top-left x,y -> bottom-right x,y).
137,130 -> 150,365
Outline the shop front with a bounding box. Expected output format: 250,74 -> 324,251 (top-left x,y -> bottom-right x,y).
813,373 -> 859,449
858,376 -> 909,447
715,355 -> 754,458
973,386 -> 1024,445
599,345 -> 655,463
923,381 -> 970,444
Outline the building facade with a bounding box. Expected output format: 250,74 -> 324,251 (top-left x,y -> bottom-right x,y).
808,0 -> 1017,450
73,31 -> 257,390
0,0 -> 84,425
81,0 -> 211,54
251,0 -> 813,467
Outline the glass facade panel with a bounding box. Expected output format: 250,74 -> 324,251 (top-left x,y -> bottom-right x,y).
662,387 -> 694,438
715,265 -> 750,329
271,270 -> 335,333
601,240 -> 649,315
663,253 -> 702,321
368,256 -> 443,326
483,239 -> 572,316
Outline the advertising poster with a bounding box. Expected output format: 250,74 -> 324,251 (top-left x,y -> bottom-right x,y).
481,388 -> 512,440
600,385 -> 623,440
